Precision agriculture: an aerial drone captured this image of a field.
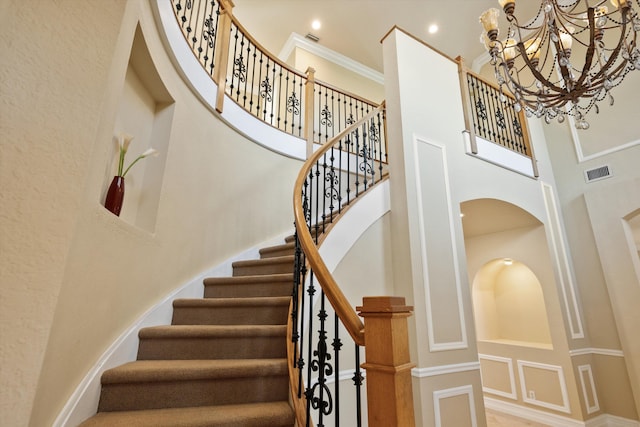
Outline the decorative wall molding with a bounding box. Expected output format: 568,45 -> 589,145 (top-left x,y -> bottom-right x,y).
478,354 -> 517,400
413,136 -> 468,351
433,385 -> 477,427
278,32 -> 385,85
569,348 -> 625,358
412,361 -> 480,378
517,359 -> 571,414
578,364 -> 601,414
541,181 -> 585,339
486,397 -> 640,427
566,115 -> 640,164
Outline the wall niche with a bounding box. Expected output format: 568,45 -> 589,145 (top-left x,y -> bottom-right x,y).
472,258 -> 552,348
105,24 -> 174,232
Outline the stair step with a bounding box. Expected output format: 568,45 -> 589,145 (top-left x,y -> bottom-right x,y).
80,401 -> 295,426
203,273 -> 293,298
97,359 -> 289,412
259,241 -> 296,258
232,255 -> 294,276
137,325 -> 287,360
172,297 -> 290,325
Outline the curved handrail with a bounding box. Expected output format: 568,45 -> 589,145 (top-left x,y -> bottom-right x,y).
169,0 -> 381,148
293,104 -> 387,346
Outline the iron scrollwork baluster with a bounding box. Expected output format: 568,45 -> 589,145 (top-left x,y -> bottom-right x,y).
305,295 -> 334,426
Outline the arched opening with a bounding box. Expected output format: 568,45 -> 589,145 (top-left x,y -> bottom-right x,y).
460,198 -> 555,349
472,258 -> 552,346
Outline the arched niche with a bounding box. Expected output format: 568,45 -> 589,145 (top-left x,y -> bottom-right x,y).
472,258 -> 552,348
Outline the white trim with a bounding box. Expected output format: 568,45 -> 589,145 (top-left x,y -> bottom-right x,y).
433,385 -> 477,427
569,348 -> 625,357
485,397 -> 640,427
541,181 -> 585,339
412,361 -> 480,378
279,33 -> 385,85
517,360 -> 571,414
566,115 -> 640,163
53,233 -> 291,427
578,364 -> 600,414
478,354 -> 517,400
485,397 -> 581,426
413,136 -> 468,351
463,132 -> 537,178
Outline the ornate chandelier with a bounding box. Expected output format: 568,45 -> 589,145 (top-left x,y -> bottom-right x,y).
479,0 -> 640,129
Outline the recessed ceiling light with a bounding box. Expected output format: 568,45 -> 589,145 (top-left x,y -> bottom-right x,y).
312,19 -> 321,30
428,24 -> 439,34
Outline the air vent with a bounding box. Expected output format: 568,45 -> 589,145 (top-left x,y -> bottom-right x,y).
305,33 -> 320,42
584,165 -> 612,183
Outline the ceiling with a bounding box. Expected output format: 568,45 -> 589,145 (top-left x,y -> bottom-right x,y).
231,0 -> 539,73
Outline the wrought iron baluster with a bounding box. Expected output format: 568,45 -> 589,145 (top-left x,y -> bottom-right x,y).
353,345 -> 364,427
277,69 -> 284,131
333,312 -> 342,426
248,42 -> 257,112
284,72 -> 291,132
305,272 -> 316,427
241,39 -> 250,107
354,128 -> 361,197
269,63 -> 276,126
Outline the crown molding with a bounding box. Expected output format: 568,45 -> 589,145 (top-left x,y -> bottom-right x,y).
279,32 -> 385,85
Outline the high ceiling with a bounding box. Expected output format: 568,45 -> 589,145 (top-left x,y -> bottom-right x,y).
232,0 -> 529,73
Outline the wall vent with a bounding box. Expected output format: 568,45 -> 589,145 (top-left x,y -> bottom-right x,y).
584,165 -> 612,183
305,33 -> 320,42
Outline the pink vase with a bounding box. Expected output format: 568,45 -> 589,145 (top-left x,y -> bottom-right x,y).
105,176 -> 125,216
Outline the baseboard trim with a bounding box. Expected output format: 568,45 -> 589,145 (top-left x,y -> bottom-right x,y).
485,397 -> 640,427
53,233 -> 290,427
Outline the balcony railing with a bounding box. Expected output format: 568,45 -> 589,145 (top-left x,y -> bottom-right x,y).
457,57 -> 539,177
170,0 -> 383,159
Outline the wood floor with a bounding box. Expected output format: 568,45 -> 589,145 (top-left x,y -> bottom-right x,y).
486,409 -> 550,427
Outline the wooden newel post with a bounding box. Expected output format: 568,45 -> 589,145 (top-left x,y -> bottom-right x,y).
357,296 -> 416,427
213,0 -> 234,113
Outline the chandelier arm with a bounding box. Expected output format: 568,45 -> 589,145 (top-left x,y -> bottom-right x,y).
583,10 -> 630,85
573,7 -> 599,90
515,42 -> 566,94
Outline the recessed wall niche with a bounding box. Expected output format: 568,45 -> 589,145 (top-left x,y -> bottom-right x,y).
106,24 -> 174,232
472,258 -> 552,348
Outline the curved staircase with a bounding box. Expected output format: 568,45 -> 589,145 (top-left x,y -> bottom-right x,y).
80,237 -> 296,426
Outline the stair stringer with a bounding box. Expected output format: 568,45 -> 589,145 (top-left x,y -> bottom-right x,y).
53,232 -> 292,427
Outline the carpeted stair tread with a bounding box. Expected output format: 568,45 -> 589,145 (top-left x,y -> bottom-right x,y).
203,273 -> 293,285
172,296 -> 290,326
80,401 -> 295,426
173,296 -> 290,308
203,274 -> 293,298
101,359 -> 288,383
232,255 -> 294,276
259,241 -> 296,258
139,324 -> 287,339
137,325 -> 287,360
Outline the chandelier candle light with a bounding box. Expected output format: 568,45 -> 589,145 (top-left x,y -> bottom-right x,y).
479,0 -> 640,129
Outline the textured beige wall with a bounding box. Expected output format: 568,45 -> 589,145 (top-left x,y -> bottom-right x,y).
1,1 -> 128,425
2,1 -> 302,426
